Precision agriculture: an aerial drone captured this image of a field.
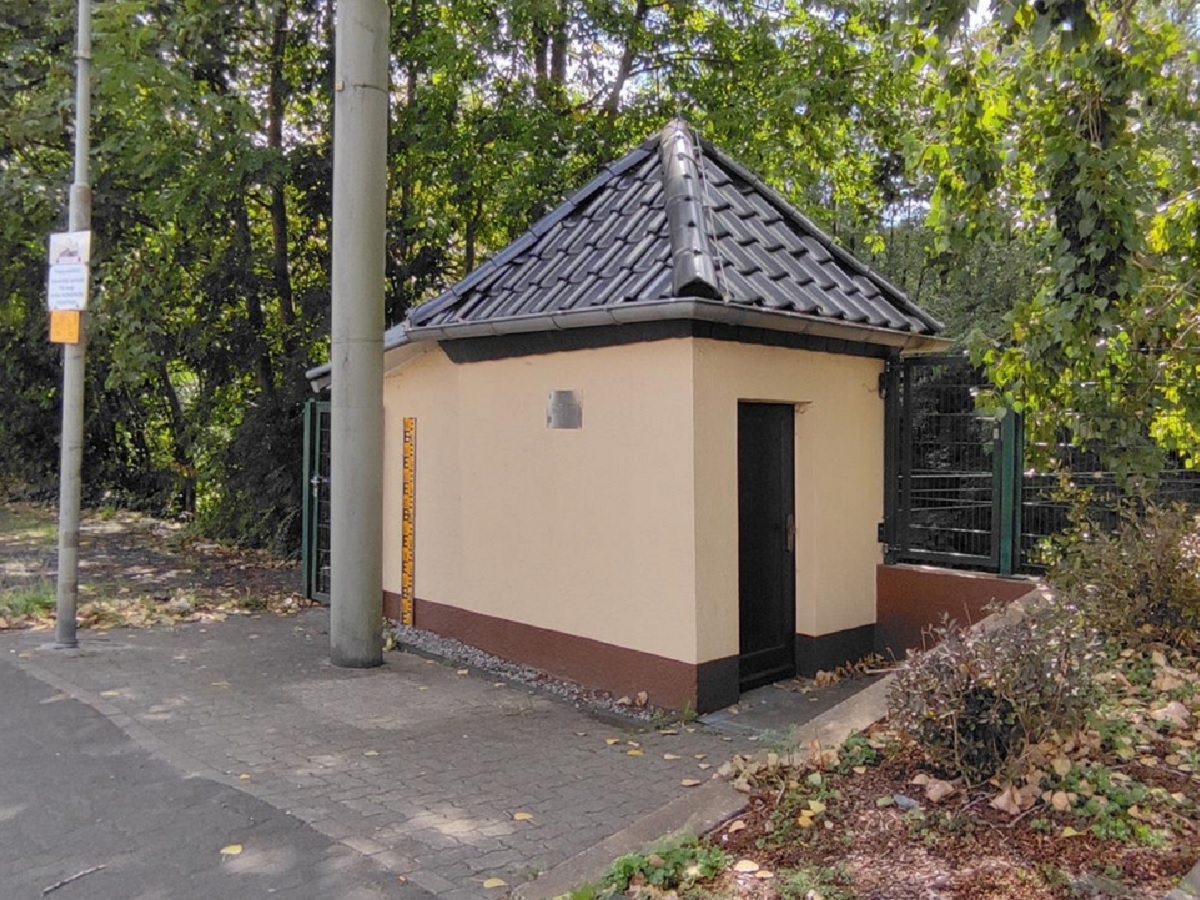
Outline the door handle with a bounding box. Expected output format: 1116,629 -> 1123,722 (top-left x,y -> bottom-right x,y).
785,512 -> 796,554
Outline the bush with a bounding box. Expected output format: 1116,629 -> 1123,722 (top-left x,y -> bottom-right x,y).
888,601 -> 1098,784
1051,503 -> 1200,646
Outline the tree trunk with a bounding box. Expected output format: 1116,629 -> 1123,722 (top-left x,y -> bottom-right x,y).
267,0 -> 297,345
267,0 -> 297,360
233,195 -> 278,407
604,0 -> 648,116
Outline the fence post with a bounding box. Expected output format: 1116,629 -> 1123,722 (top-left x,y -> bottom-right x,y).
301,399 -> 315,599
882,356 -> 901,559
997,410 -> 1020,576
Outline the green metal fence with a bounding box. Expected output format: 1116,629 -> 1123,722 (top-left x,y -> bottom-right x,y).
301,399 -> 331,601
883,354 -> 1200,575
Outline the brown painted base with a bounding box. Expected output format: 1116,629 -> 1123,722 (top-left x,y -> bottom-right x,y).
384,592 -> 738,713
875,563 -> 1038,659
794,624 -> 876,677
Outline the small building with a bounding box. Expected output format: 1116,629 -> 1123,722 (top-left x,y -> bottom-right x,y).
310,121 -> 951,712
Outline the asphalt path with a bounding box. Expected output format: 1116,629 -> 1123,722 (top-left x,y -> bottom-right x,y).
0,654 -> 433,900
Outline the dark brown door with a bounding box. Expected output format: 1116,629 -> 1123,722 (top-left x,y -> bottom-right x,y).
738,402 -> 796,690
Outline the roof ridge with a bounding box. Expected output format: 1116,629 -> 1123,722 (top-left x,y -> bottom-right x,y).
658,121 -> 721,300
696,138 -> 944,333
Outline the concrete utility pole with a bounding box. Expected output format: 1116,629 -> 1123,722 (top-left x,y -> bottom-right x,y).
54,0 -> 92,650
329,0 -> 388,667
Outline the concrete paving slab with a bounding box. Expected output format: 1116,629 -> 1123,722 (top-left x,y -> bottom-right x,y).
4,609 -> 758,897
0,654 -> 428,900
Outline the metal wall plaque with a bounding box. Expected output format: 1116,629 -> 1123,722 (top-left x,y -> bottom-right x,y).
546,390 -> 582,429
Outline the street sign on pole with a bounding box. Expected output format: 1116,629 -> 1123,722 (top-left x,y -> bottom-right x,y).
47,230 -> 91,313
54,0 -> 92,651
49,311 -> 82,344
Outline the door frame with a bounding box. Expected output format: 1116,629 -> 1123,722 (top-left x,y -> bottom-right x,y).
736,400 -> 797,691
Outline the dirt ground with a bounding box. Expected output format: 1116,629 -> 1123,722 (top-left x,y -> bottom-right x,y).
0,501 -> 302,626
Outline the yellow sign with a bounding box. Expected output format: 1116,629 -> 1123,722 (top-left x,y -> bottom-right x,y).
49,310 -> 81,344
401,417 -> 416,626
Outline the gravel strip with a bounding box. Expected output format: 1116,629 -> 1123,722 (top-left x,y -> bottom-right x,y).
388,621 -> 664,724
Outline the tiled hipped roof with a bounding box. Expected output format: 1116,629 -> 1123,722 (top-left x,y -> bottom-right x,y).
385,120 -> 942,351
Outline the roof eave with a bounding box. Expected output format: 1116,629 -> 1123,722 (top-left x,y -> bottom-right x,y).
403,302 -> 950,353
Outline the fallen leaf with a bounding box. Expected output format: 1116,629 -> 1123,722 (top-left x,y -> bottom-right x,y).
990,785 -> 1025,816
1061,826 -> 1083,837
1051,757 -> 1072,777
663,753 -> 682,760
694,754 -> 706,760
853,766 -> 867,775
808,800 -> 827,814
659,729 -> 678,736
627,749 -> 644,757
605,738 -> 620,745
755,870 -> 774,879
238,773 -> 251,781
99,690 -> 121,697
574,731 -> 587,737
680,779 -> 702,787
910,773 -> 931,786
482,878 -> 507,888
220,844 -> 243,857
1151,701 -> 1191,730
456,669 -> 469,676
512,812 -> 534,821
1050,791 -> 1072,813
924,780 -> 956,803
698,763 -> 711,770
732,859 -> 760,874
363,750 -> 379,757
727,820 -> 746,834
796,813 -> 814,828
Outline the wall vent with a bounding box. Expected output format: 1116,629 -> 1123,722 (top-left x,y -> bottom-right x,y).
547,391 -> 582,429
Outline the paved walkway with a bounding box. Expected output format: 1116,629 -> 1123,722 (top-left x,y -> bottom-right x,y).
5,610 -> 756,898
0,655 -> 427,900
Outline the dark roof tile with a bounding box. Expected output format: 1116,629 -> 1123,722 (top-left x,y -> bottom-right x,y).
404,121 -> 942,339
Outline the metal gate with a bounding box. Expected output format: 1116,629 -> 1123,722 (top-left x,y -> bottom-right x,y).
884,355 -> 1021,574
301,400 -> 331,601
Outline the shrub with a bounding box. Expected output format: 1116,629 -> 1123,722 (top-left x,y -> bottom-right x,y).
1051,503 -> 1200,646
888,601 -> 1098,783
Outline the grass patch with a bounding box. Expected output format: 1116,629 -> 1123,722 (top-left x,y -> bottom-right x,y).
0,503 -> 56,542
0,580 -> 56,619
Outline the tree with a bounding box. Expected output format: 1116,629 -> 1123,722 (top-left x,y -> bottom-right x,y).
907,0 -> 1200,475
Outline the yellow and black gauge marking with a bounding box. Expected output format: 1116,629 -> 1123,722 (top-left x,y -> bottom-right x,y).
400,417 -> 416,626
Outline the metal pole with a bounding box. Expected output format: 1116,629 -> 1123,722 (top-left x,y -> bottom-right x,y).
54,0 -> 92,649
329,0 -> 388,667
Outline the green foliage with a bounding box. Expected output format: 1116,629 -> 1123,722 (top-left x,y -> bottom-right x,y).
1045,762 -> 1179,846
838,730 -> 880,771
0,580 -> 56,619
908,0 -> 1200,478
889,604 -> 1099,783
776,864 -> 855,900
598,836 -> 729,895
1051,503 -> 1200,646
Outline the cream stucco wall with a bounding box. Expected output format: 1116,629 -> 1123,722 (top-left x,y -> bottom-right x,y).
691,339 -> 886,663
383,338 -> 701,663
382,334 -> 885,671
